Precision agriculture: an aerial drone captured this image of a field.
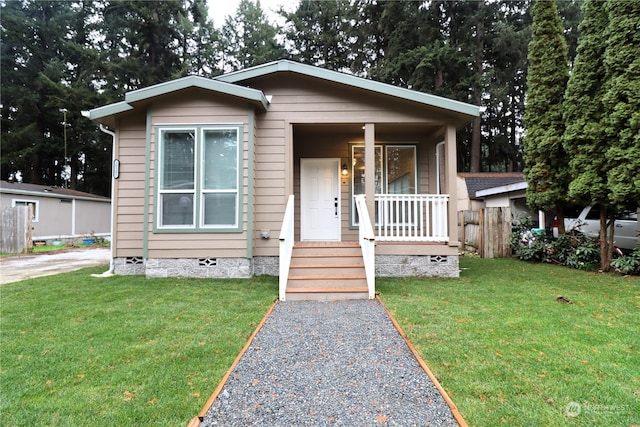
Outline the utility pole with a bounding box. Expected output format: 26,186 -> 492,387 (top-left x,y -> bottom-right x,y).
60,108 -> 68,187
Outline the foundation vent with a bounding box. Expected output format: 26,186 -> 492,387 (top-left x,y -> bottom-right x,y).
198,258 -> 217,267
430,255 -> 448,264
125,257 -> 144,265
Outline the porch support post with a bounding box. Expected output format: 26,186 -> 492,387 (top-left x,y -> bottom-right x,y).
445,125 -> 459,246
364,123 -> 375,220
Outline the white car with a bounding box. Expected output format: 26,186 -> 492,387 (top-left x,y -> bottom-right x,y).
564,204 -> 638,251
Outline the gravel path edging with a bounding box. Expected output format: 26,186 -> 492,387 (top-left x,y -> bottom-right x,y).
187,300 -> 279,427
189,297 -> 467,427
376,295 -> 468,427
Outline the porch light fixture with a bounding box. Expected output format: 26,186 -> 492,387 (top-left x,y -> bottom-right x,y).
342,163 -> 349,176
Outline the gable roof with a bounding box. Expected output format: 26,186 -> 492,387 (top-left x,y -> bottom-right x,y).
458,173 -> 525,199
84,60 -> 482,125
0,180 -> 110,202
84,75 -> 270,122
216,60 -> 482,117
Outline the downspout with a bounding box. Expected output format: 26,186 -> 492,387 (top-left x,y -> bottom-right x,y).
91,121 -> 117,276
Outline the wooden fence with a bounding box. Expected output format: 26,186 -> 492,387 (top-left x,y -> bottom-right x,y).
1,206 -> 33,254
458,207 -> 512,258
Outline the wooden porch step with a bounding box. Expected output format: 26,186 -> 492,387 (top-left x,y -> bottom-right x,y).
285,242 -> 369,301
288,274 -> 366,280
286,287 -> 369,294
289,266 -> 365,276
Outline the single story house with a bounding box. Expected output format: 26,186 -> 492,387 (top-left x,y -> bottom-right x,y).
84,60 -> 481,300
0,180 -> 111,242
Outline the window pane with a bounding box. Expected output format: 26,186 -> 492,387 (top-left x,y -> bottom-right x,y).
161,131 -> 195,190
203,129 -> 238,190
386,146 -> 416,194
203,193 -> 237,226
352,146 -> 382,195
161,193 -> 194,226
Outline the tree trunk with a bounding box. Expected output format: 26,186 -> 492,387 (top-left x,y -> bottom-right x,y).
599,207 -> 613,272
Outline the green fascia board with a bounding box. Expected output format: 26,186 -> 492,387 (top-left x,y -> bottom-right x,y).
86,101 -> 133,120
86,76 -> 269,120
125,75 -> 269,111
216,60 -> 481,117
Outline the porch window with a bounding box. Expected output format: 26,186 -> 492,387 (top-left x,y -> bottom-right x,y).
157,126 -> 241,231
351,144 -> 417,225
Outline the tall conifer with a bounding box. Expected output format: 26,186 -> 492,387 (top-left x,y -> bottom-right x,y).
602,1 -> 640,209
523,0 -> 570,224
563,0 -> 614,270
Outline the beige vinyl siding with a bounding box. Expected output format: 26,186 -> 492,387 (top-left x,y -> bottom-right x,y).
113,112 -> 147,257
250,74 -> 446,252
252,75 -> 452,124
252,116 -> 286,256
146,90 -> 250,258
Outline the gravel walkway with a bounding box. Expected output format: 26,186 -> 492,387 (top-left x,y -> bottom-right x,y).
199,299 -> 460,426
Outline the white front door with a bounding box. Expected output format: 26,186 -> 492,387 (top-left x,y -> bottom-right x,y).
300,158 -> 340,241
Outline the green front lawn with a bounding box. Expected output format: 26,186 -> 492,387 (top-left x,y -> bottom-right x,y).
378,257 -> 639,426
0,270 -> 277,426
1,258 -> 638,426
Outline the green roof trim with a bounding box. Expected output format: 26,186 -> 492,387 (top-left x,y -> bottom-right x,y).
125,75 -> 269,110
216,60 -> 481,117
85,75 -> 269,121
85,101 -> 133,120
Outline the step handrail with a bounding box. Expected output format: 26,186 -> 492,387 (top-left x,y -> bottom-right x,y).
278,195 -> 295,301
355,195 -> 375,299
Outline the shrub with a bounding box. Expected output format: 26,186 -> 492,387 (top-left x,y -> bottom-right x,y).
509,214 -> 600,270
611,243 -> 640,275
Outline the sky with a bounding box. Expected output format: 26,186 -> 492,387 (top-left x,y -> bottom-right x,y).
208,0 -> 298,27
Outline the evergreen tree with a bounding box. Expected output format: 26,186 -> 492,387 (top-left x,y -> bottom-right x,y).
220,0 -> 286,72
523,0 -> 570,225
279,0 -> 357,72
563,0 -> 613,269
0,0 -> 220,194
1,1 -> 79,187
601,0 -> 640,209
99,0 -> 216,97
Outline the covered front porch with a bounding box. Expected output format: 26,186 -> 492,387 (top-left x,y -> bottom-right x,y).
277,122 -> 461,300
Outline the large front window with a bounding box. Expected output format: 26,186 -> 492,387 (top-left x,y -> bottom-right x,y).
351,144 -> 416,225
157,126 -> 241,231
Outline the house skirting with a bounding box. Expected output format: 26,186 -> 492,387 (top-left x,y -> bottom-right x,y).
375,255 -> 459,278
112,254 -> 459,279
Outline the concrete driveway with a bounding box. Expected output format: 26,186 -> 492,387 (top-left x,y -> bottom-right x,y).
0,248 -> 110,285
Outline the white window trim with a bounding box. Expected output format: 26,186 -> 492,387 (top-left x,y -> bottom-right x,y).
12,199 -> 39,222
350,143 -> 418,226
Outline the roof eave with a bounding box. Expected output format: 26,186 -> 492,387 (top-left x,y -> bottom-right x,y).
84,76 -> 269,124
216,60 -> 482,118
476,181 -> 528,198
85,101 -> 133,121
125,75 -> 269,111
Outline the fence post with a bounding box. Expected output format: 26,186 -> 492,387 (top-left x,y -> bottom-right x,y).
458,210 -> 465,250
481,207 -> 512,258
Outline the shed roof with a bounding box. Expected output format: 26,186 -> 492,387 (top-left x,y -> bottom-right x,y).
0,180 -> 110,202
458,173 -> 525,199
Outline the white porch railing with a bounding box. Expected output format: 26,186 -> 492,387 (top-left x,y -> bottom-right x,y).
374,194 -> 449,242
354,195 -> 376,299
278,195 -> 295,301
